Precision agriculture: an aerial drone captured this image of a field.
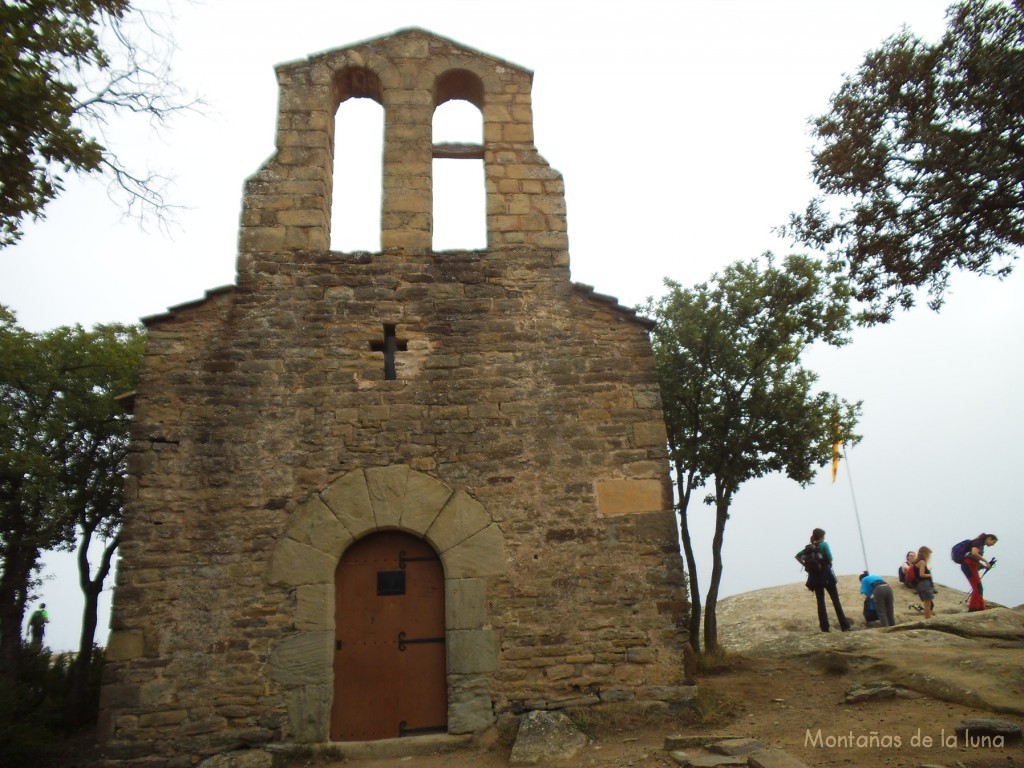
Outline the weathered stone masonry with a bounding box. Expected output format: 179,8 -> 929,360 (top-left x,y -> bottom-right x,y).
98,29 -> 689,764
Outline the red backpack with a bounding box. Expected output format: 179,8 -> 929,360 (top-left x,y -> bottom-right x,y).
903,562 -> 918,587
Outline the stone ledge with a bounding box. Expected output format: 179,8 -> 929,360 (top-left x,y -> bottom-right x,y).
267,733 -> 473,760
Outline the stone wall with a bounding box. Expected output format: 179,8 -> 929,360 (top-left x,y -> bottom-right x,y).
98,29 -> 688,766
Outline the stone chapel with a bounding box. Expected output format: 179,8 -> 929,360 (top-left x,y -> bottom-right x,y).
98,29 -> 689,765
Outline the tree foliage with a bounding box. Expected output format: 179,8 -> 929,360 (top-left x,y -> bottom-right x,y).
643,254 -> 861,653
0,0 -> 194,247
784,0 -> 1024,323
0,306 -> 143,688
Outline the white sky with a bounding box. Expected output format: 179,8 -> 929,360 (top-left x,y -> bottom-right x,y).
3,0 -> 1021,652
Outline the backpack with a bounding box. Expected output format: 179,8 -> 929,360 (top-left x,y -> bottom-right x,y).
797,543 -> 827,574
902,563 -> 917,587
29,611 -> 44,629
951,538 -> 973,564
863,598 -> 879,623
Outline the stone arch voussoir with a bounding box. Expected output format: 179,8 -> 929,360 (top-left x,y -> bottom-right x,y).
267,464 -> 505,742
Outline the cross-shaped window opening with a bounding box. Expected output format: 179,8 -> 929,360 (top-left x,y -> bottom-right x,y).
370,324 -> 407,381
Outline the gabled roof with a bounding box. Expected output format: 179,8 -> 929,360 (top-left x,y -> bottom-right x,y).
277,27 -> 534,77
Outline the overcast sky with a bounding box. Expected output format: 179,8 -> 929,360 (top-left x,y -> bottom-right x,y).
3,0 -> 1021,652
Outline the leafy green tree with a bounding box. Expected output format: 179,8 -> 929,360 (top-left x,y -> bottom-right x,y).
784,0 -> 1024,323
643,255 -> 861,653
0,0 -> 194,247
0,307 -> 143,703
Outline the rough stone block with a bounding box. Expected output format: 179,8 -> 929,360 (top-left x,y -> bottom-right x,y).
509,710 -> 587,766
287,684 -> 332,742
633,421 -> 668,447
447,629 -> 499,674
447,675 -> 494,734
427,490 -> 490,552
106,630 -> 145,661
269,632 -> 332,686
286,495 -> 352,558
267,538 -> 336,587
400,470 -> 453,533
596,479 -> 665,516
446,578 -> 487,630
365,464 -> 410,528
320,470 -> 375,536
442,524 -> 506,578
294,583 -> 332,632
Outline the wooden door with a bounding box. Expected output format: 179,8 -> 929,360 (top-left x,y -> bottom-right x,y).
331,531 -> 447,741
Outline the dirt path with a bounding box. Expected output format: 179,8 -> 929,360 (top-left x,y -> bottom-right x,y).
285,651 -> 1020,768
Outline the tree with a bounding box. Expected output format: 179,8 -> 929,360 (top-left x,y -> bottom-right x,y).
643,255 -> 861,654
0,0 -> 195,248
0,307 -> 143,696
783,0 -> 1024,324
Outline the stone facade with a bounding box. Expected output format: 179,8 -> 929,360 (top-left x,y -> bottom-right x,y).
98,29 -> 688,765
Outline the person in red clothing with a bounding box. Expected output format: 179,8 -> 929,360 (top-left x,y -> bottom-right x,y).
960,533 -> 997,612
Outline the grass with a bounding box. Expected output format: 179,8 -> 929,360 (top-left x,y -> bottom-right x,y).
696,648 -> 747,676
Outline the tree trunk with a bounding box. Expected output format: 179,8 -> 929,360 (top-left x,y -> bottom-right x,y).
674,469 -> 701,653
0,539 -> 38,680
702,481 -> 731,654
67,532 -> 118,726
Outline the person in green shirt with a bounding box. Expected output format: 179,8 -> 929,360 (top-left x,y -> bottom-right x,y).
28,603 -> 48,650
796,528 -> 851,632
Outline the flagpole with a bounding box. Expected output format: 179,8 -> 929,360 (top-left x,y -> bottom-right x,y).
842,445 -> 869,572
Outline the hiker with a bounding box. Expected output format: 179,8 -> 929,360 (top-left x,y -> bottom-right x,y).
858,572 -> 895,627
796,528 -> 851,633
956,534 -> 997,612
28,603 -> 48,650
914,547 -> 935,619
898,551 -> 917,588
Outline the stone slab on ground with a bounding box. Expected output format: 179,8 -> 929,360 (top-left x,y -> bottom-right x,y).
707,737 -> 764,755
680,756 -> 748,767
665,734 -> 742,750
508,710 -> 588,765
954,717 -> 1023,741
747,748 -> 812,768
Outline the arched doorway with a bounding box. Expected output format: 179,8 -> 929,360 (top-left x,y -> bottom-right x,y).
267,465 -> 505,742
331,530 -> 447,740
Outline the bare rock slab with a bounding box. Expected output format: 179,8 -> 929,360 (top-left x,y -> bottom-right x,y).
954,717 -> 1023,742
665,734 -> 741,750
509,710 -> 588,765
747,748 -> 812,768
708,737 -> 764,755
681,756 -> 748,767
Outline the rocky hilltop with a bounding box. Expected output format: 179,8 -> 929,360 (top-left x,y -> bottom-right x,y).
718,574 -> 1024,716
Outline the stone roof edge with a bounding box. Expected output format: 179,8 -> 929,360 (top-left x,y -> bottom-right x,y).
276,27 -> 535,77
139,281 -> 652,329
141,284 -> 237,327
572,282 -> 655,329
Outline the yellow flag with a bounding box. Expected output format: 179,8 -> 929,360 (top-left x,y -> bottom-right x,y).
831,439 -> 843,482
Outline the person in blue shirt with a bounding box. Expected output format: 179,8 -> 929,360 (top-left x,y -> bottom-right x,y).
797,528 -> 851,632
858,572 -> 895,627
